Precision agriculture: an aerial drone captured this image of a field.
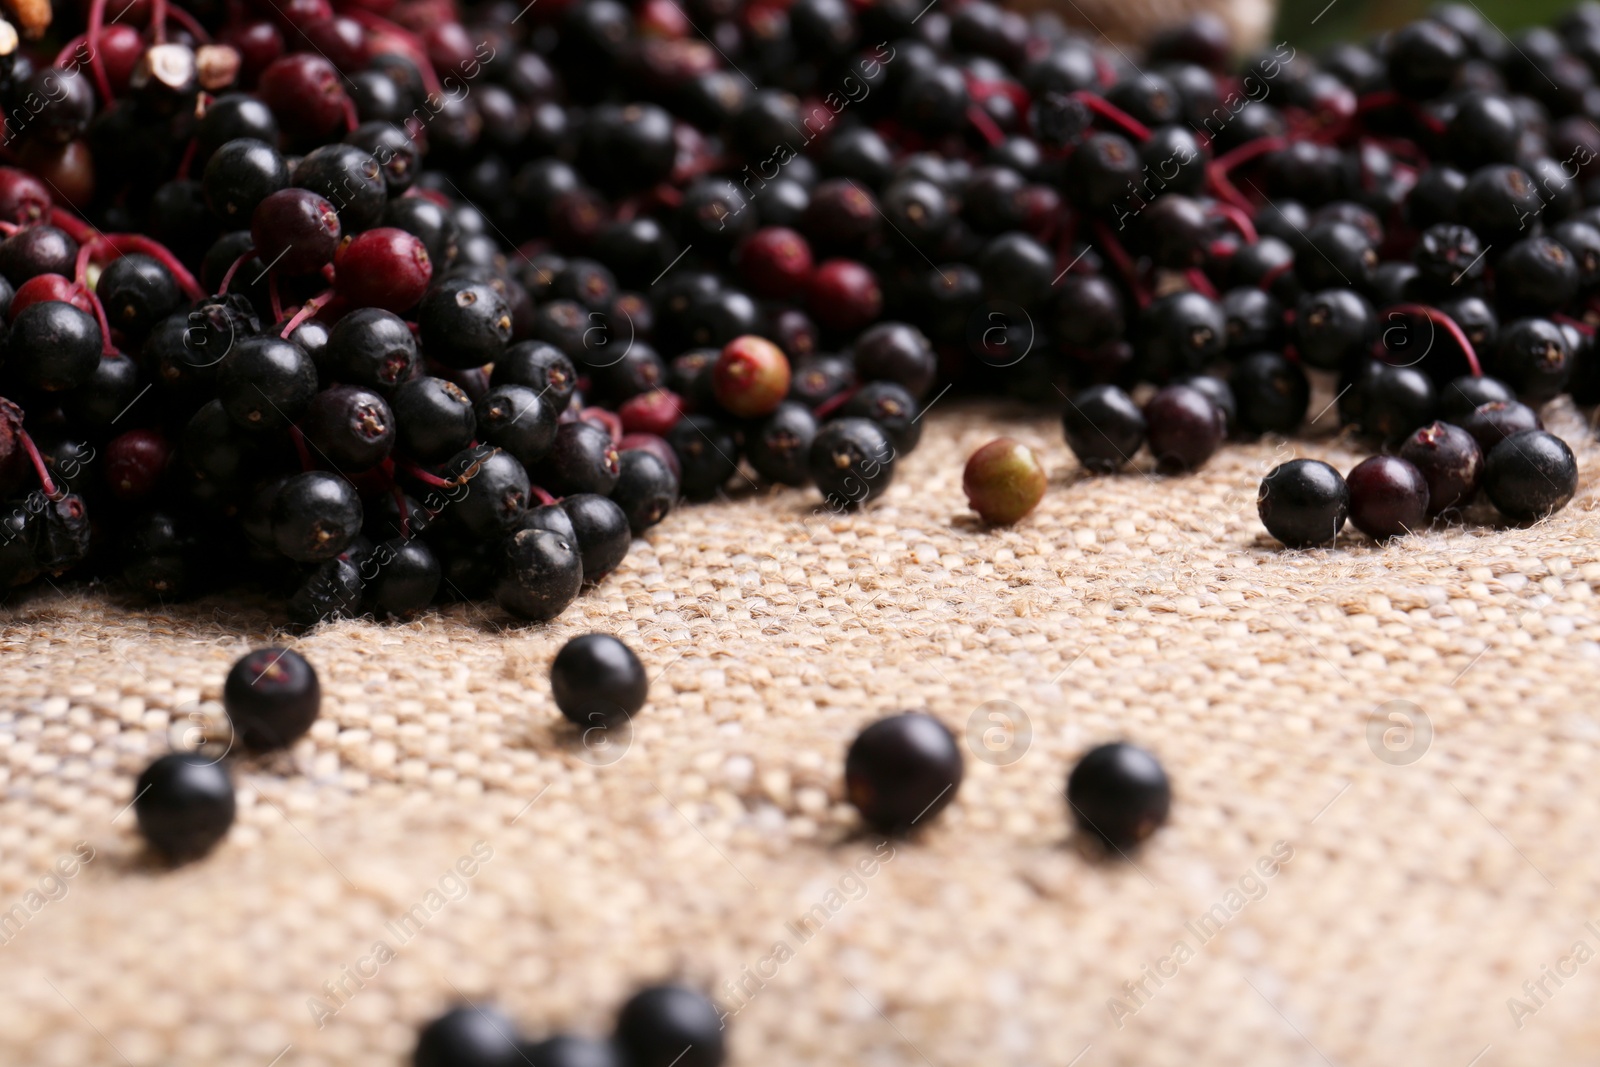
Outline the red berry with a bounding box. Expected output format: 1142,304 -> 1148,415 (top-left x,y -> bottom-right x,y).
300,17 -> 369,73
963,437 -> 1048,524
333,227 -> 433,313
220,21 -> 285,87
258,54 -> 349,145
737,227 -> 814,298
252,188 -> 342,275
0,166 -> 52,226
713,335 -> 791,418
98,24 -> 146,94
425,22 -> 479,75
105,429 -> 171,501
12,274 -> 92,319
618,388 -> 685,436
618,432 -> 681,480
808,259 -> 882,334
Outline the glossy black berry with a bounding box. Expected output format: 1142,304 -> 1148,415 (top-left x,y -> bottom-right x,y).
1220,287 -> 1284,355
476,385 -> 558,468
1138,291 -> 1225,381
1063,384 -> 1145,472
1066,742 -> 1170,852
203,137 -> 289,221
534,421 -> 620,497
368,537 -> 440,618
1497,237 -> 1580,315
1144,384 -> 1225,471
1229,352 -> 1309,435
747,401 -> 818,486
1438,374 -> 1515,419
610,449 -> 678,535
1490,318 -> 1572,403
1457,399 -> 1544,453
491,342 -> 578,411
303,386 -> 395,470
667,415 -> 741,501
445,447 -> 529,537
134,753 -> 236,864
551,633 -> 647,729
809,417 -> 896,510
614,986 -> 725,1067
1412,223 -> 1486,288
1346,455 -> 1430,540
1482,430 -> 1578,521
852,321 -> 937,399
522,1036 -> 625,1067
217,336 -> 319,431
4,300 -> 101,393
560,493 -> 630,580
496,527 -> 583,621
292,143 -> 386,232
97,254 -> 182,342
1386,19 -> 1467,99
326,308 -> 419,394
1458,165 -> 1544,248
414,1006 -> 524,1067
223,646 -> 320,751
1259,459 -> 1349,548
1357,363 -> 1435,443
845,712 -> 963,833
1399,421 -> 1482,514
419,279 -> 514,370
392,377 -> 476,462
271,472 -> 363,562
839,381 -> 922,454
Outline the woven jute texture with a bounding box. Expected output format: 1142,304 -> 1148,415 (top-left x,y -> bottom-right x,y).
2,397 -> 1599,1067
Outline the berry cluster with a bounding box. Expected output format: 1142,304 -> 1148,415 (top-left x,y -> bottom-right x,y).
0,0 -> 1593,617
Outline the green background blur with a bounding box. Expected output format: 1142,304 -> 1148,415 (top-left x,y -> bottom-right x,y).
1276,0 -> 1574,49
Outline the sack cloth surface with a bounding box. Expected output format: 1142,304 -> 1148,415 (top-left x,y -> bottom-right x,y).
1,400 -> 1598,1066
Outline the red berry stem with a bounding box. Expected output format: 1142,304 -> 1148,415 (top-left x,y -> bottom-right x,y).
74,237 -> 96,284
50,207 -> 99,246
99,234 -> 206,300
1385,303 -> 1482,377
529,485 -> 558,506
1554,312 -> 1596,337
0,221 -> 18,237
811,383 -> 860,421
390,482 -> 413,540
84,0 -> 117,104
268,270 -> 285,323
397,460 -> 455,489
344,10 -> 445,97
965,104 -> 1006,148
151,0 -> 168,44
1208,201 -> 1258,243
1089,219 -> 1151,309
280,289 -> 335,338
1070,90 -> 1153,142
287,425 -> 314,472
579,406 -> 623,444
217,247 -> 253,295
18,429 -> 59,499
53,36 -> 88,68
175,136 -> 199,181
1185,267 -> 1219,300
163,4 -> 211,42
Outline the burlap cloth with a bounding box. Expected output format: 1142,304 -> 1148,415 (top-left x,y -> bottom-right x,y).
3,393 -> 1599,1066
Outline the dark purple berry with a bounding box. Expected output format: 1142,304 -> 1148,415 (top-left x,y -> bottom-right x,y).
224,647 -> 321,751
1066,742 -> 1170,852
1259,459 -> 1349,548
551,633 -> 647,729
845,712 -> 963,833
1482,430 -> 1578,521
134,753 -> 236,864
1346,455 -> 1430,539
1399,421 -> 1483,514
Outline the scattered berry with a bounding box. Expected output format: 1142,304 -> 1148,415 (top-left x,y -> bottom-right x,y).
845,712 -> 964,833
223,647 -> 321,751
1346,455 -> 1430,540
963,437 -> 1047,525
1259,459 -> 1350,548
1066,742 -> 1170,852
551,634 -> 648,729
134,753 -> 236,864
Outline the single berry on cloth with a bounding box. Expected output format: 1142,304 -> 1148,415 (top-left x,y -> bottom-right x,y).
551,634 -> 648,729
1483,430 -> 1579,521
1259,459 -> 1350,549
1399,422 -> 1482,515
963,437 -> 1047,525
413,1005 -> 524,1067
711,335 -> 791,418
845,712 -> 964,833
1063,385 -> 1145,472
1346,455 -> 1430,540
223,647 -> 320,751
134,753 -> 236,864
614,986 -> 726,1067
1066,742 -> 1171,852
